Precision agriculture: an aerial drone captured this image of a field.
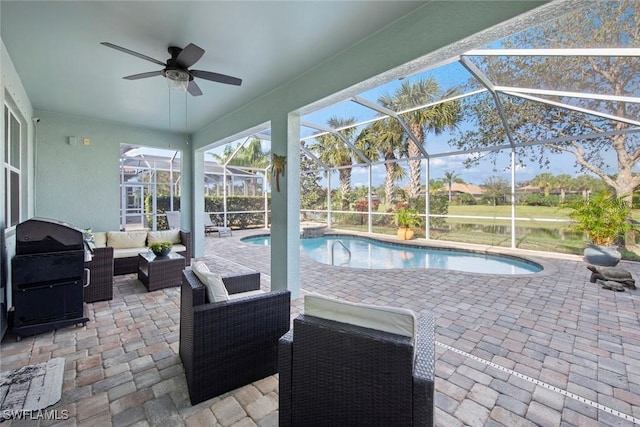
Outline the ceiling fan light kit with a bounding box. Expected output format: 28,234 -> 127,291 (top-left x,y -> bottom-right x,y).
100,42 -> 242,96
163,69 -> 190,92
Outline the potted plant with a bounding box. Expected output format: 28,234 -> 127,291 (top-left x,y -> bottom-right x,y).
565,191 -> 633,266
393,207 -> 421,240
149,241 -> 173,257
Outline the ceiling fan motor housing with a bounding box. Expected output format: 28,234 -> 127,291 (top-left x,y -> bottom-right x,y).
163,68 -> 192,82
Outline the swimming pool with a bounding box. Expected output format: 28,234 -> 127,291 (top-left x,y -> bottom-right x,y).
242,235 -> 543,274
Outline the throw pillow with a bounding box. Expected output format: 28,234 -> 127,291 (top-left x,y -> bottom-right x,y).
92,232 -> 107,248
191,261 -> 229,302
147,229 -> 181,245
107,231 -> 147,249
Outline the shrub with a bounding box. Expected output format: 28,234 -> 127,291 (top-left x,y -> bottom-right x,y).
456,194 -> 477,205
522,194 -> 558,207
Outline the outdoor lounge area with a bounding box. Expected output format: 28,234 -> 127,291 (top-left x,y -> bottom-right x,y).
2,1 -> 640,426
1,230 -> 639,426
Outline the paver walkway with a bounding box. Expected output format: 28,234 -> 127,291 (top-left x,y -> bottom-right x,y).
1,229 -> 639,426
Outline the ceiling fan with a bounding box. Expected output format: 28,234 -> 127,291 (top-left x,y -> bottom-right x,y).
101,42 -> 242,96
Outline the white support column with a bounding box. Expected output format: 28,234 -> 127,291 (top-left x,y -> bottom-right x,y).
222,167 -> 228,227
511,149 -> 516,249
263,169 -> 269,229
368,165 -> 373,234
270,113 -> 300,298
327,174 -> 332,228
425,160 -> 430,240
192,149 -> 205,258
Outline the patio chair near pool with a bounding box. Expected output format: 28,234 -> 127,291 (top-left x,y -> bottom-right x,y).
180,266 -> 290,405
204,212 -> 232,237
166,210 -> 181,230
279,294 -> 435,426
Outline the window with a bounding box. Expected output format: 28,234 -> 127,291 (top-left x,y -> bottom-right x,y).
4,104 -> 21,227
119,145 -> 181,231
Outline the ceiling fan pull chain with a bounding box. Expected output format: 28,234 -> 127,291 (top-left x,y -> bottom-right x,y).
168,88 -> 172,132
184,92 -> 188,144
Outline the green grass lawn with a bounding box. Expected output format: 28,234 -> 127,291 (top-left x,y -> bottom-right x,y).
447,205 -> 569,219
332,204 -> 640,261
448,204 -> 640,221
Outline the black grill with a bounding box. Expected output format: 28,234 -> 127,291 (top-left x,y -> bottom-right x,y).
12,218 -> 89,339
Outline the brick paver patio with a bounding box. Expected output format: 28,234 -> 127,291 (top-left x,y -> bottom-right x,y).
1,229 -> 639,426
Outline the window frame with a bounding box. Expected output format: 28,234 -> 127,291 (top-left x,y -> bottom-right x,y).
3,103 -> 21,228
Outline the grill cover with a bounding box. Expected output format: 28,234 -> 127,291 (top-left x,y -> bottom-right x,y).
16,217 -> 84,255
12,217 -> 88,338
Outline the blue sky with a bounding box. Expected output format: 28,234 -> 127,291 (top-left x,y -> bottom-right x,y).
300,60 -> 593,189
201,1 -> 632,191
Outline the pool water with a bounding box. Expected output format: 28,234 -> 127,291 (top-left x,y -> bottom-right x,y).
243,235 -> 542,274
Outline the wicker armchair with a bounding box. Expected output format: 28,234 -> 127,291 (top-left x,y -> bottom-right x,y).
180,269 -> 291,405
279,310 -> 435,427
84,247 -> 114,303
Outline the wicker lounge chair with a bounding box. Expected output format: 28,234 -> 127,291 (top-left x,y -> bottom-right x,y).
166,211 -> 181,230
279,296 -> 435,427
179,269 -> 291,405
204,213 -> 232,237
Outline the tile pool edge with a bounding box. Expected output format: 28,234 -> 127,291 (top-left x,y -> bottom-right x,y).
241,232 -> 558,276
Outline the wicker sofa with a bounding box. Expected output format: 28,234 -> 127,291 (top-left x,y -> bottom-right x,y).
180,269 -> 291,405
92,229 -> 191,275
279,295 -> 435,427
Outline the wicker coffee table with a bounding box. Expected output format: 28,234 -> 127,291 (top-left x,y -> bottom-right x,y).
138,251 -> 186,291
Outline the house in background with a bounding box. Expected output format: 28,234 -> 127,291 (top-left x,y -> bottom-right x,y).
436,183 -> 485,202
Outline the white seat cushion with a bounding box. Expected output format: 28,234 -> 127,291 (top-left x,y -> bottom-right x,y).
304,294 -> 416,339
112,245 -> 186,259
112,247 -> 148,258
107,231 -> 147,249
170,244 -> 186,253
191,261 -> 229,302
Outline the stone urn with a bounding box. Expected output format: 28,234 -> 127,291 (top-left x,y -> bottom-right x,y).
583,244 -> 622,267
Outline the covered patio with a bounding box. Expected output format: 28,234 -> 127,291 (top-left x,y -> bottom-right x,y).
1,231 -> 639,426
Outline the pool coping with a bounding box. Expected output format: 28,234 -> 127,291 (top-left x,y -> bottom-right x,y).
240,229 -> 567,277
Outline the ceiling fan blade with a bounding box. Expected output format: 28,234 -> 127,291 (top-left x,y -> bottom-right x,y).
176,43 -> 205,68
187,80 -> 203,96
123,71 -> 163,80
101,42 -> 166,67
191,70 -> 242,86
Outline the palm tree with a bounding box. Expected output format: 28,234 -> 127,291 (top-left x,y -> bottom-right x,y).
309,116 -> 357,210
574,174 -> 607,199
428,179 -> 445,194
530,173 -> 555,197
379,78 -> 461,199
443,170 -> 465,202
357,118 -> 406,206
230,138 -> 270,168
210,138 -> 269,196
554,173 -> 573,203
